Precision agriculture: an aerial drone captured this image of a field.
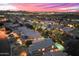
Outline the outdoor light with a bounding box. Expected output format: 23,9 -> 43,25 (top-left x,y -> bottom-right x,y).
20,51 -> 28,56
52,45 -> 54,48
38,49 -> 41,51
68,24 -> 74,28
42,48 -> 45,51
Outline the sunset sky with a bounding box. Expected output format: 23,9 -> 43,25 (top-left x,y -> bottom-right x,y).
0,3 -> 79,12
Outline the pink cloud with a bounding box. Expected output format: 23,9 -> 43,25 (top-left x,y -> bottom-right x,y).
0,3 -> 79,12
